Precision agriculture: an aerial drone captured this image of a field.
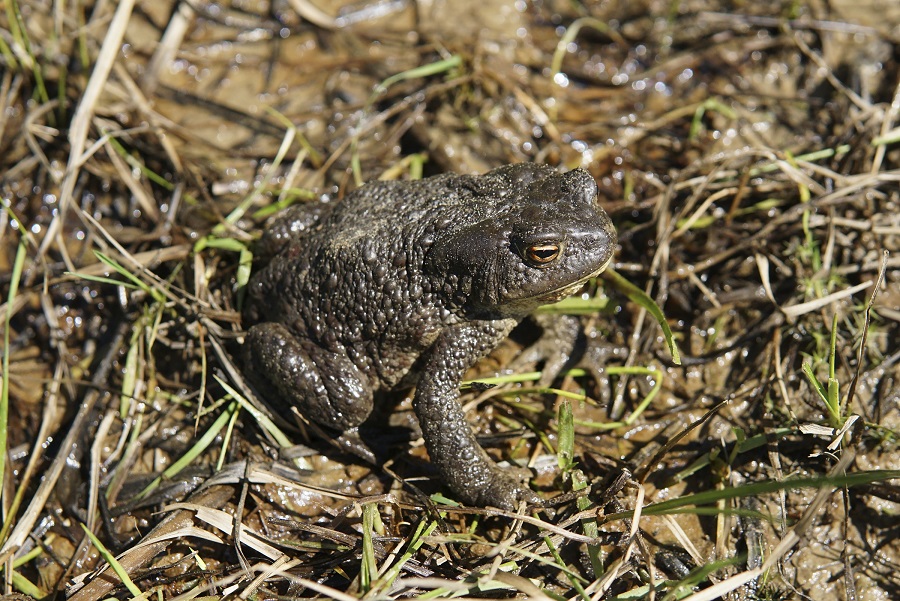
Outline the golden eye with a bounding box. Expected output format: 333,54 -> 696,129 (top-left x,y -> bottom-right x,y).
526,243 -> 561,267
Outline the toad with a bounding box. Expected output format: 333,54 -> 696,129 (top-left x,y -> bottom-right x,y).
242,163 -> 616,509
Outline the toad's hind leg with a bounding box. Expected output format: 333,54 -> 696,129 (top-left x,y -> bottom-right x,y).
243,322 -> 374,432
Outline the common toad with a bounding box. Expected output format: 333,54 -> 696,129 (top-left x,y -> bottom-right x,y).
242,163 -> 616,509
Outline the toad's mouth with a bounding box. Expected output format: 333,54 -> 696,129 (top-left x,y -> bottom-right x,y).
533,255 -> 614,304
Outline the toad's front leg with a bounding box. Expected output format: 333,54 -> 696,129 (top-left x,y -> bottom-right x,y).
413,320 -> 540,510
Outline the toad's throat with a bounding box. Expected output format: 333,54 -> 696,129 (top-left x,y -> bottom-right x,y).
533,256 -> 613,304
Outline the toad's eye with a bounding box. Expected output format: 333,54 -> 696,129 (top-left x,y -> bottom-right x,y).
525,243 -> 561,267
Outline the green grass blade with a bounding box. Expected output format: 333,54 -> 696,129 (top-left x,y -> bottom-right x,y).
80,523 -> 142,597
360,503 -> 378,592
120,324 -> 141,417
801,362 -> 829,406
602,269 -> 681,364
93,250 -> 154,295
609,469 -> 900,520
557,400 -> 575,470
373,55 -> 462,95
215,375 -> 292,448
373,519 -> 438,589
0,237 -> 27,544
12,570 -> 46,598
137,401 -> 239,499
65,272 -> 145,290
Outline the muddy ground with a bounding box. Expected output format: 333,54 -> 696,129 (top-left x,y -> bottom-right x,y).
1,0 -> 899,599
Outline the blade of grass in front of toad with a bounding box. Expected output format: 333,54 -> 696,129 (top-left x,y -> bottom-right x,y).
573,467 -> 603,579
535,292 -> 611,314
467,363 -> 662,436
603,468 -> 900,522
0,237 -> 26,546
664,427 -> 793,486
195,236 -> 254,293
104,133 -> 198,204
251,185 -> 318,221
414,561 -> 563,600
136,401 -> 239,500
550,17 -> 627,87
217,399 -> 241,472
0,30 -> 16,69
824,312 -> 839,399
872,128 -> 900,146
659,555 -> 746,601
611,365 -> 663,427
558,401 -> 603,576
675,198 -> 781,230
80,524 -> 142,597
749,144 -> 850,177
119,318 -> 146,418
377,152 -> 429,181
352,56 -> 462,185
689,97 -> 737,141
85,251 -> 165,303
801,313 -> 844,429
9,545 -> 46,598
557,400 -> 575,472
491,365 -> 662,430
372,55 -> 463,97
207,106 -> 298,239
359,502 -> 378,592
540,533 -> 591,601
368,518 -> 438,593
13,574 -> 46,601
5,0 -> 50,106
215,375 -> 292,448
602,268 -> 681,365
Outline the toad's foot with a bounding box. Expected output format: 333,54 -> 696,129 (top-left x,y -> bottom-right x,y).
468,464 -> 541,510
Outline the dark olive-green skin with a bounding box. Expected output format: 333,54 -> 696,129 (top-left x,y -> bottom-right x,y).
243,163 -> 616,509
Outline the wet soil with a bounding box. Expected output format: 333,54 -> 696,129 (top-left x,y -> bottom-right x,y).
1,0 -> 899,599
